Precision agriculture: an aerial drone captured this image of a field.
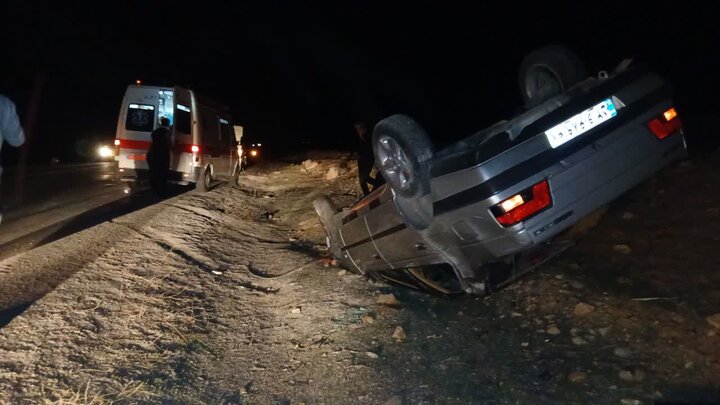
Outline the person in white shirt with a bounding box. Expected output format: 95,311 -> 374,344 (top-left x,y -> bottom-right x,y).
0,95 -> 26,223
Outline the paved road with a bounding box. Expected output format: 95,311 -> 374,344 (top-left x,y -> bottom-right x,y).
0,161 -> 156,260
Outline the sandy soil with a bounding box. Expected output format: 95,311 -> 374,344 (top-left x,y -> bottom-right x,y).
0,151 -> 718,404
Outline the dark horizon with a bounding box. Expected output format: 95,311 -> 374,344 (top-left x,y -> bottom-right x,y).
1,1 -> 718,164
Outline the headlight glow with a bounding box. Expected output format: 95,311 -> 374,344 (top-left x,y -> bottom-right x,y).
98,145 -> 113,158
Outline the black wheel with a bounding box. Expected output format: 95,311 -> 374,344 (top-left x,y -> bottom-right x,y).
196,165 -> 212,192
519,44 -> 587,108
372,114 -> 433,199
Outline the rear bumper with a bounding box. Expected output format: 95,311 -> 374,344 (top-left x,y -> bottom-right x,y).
118,168 -> 200,184
426,125 -> 686,268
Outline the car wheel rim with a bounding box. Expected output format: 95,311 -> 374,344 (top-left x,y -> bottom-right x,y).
377,135 -> 413,192
205,170 -> 211,189
525,65 -> 562,100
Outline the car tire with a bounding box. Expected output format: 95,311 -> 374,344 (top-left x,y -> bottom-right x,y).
518,44 -> 587,108
372,114 -> 433,199
196,165 -> 212,192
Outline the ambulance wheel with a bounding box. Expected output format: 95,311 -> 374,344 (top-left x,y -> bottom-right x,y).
196,165 -> 212,192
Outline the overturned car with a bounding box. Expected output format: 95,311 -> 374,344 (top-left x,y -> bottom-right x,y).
315,45 -> 686,295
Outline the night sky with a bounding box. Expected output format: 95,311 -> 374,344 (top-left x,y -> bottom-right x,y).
1,1 -> 718,164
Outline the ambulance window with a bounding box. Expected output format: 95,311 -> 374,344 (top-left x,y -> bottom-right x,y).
175,104 -> 192,134
219,119 -> 234,144
126,104 -> 155,132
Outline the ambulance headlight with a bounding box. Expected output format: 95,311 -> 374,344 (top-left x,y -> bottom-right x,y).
98,145 -> 113,158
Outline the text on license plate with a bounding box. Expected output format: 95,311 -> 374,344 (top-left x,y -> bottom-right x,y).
545,98 -> 617,148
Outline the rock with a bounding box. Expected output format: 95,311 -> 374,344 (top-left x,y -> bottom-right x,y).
337,270 -> 348,276
613,244 -> 632,254
302,159 -> 319,171
614,347 -> 632,358
365,351 -> 379,359
597,327 -> 612,337
706,313 -> 720,329
376,293 -> 400,306
568,371 -> 587,383
546,325 -> 561,335
619,371 -> 634,382
621,212 -> 636,220
383,396 -> 402,405
570,280 -> 585,289
574,302 -> 595,317
619,368 -> 645,382
325,166 -> 340,181
521,342 -> 529,348
568,262 -> 581,270
392,326 -> 407,342
291,307 -> 302,314
511,312 -> 522,318
620,400 -> 641,405
572,336 -> 588,345
671,313 -> 685,324
361,315 -> 375,325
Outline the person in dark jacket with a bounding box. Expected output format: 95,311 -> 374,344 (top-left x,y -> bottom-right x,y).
146,117 -> 171,197
354,120 -> 383,196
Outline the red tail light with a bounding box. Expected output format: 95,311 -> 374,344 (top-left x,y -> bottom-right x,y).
648,107 -> 682,140
491,180 -> 552,227
191,145 -> 200,153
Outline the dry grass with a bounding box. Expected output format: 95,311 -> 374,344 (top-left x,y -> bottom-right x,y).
41,380 -> 155,404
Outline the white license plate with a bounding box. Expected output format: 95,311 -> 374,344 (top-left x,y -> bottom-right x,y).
545,98 -> 617,148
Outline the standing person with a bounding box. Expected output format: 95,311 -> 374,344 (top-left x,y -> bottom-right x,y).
146,117 -> 171,197
353,120 -> 381,196
0,95 -> 26,223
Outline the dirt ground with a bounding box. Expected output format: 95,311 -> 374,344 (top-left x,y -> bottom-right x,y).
0,150 -> 719,404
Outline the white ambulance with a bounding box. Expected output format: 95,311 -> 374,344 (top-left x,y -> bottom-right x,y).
114,84 -> 243,191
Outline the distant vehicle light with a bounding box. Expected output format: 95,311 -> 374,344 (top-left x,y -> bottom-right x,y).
98,145 -> 113,158
257,143 -> 262,147
250,149 -> 258,157
191,145 -> 200,153
114,139 -> 120,146
135,79 -> 142,86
